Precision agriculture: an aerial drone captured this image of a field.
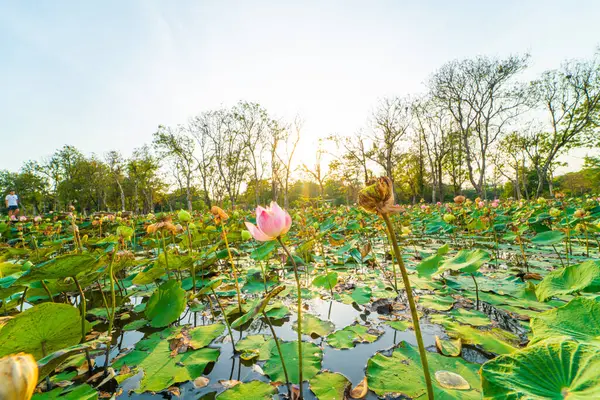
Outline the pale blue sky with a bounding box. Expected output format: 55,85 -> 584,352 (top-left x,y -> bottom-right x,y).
1,1 -> 599,171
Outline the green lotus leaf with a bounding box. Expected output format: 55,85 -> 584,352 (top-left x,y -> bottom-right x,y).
198,278 -> 223,295
145,279 -> 186,327
531,230 -> 566,245
0,302 -> 82,359
181,323 -> 225,348
535,260 -> 600,302
531,297 -> 600,345
157,253 -> 194,271
310,371 -> 351,400
417,254 -> 444,278
263,341 -> 322,384
366,341 -> 481,398
350,286 -> 372,305
435,336 -> 462,357
123,318 -> 148,331
235,334 -> 275,361
216,380 -> 276,399
312,271 -> 338,290
442,321 -> 518,355
419,294 -> 455,311
293,313 -> 335,337
113,329 -> 219,393
16,254 -> 99,284
449,308 -> 490,327
385,319 -> 411,331
440,249 -> 490,274
326,324 -> 381,349
231,285 -> 285,328
32,383 -> 97,399
481,341 -> 600,399
37,339 -> 107,382
132,265 -> 166,285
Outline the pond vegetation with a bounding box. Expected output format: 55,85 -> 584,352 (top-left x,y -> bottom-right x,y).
1,185 -> 600,399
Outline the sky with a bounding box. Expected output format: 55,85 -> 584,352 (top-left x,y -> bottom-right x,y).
1,0 -> 599,174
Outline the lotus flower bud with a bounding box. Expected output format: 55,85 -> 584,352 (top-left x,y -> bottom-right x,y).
0,353 -> 38,400
443,213 -> 456,224
549,208 -> 561,217
178,209 -> 192,223
241,230 -> 252,241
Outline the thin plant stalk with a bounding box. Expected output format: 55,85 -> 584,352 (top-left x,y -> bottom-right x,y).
470,273 -> 480,310
220,219 -> 243,314
160,231 -> 172,280
381,213 -> 434,400
41,280 -> 54,302
210,288 -> 236,352
185,222 -> 196,294
276,237 -> 304,400
73,276 -> 93,376
262,310 -> 291,395
104,247 -> 119,374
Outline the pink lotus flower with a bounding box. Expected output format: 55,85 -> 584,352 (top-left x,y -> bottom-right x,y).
436,202 -> 442,206
19,216 -> 27,222
33,216 -> 42,222
491,199 -> 500,208
245,201 -> 292,242
477,201 -> 485,208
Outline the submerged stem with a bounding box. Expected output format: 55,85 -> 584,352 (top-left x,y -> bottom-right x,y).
220,220 -> 243,314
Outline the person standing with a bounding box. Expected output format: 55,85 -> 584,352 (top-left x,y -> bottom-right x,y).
5,190 -> 19,221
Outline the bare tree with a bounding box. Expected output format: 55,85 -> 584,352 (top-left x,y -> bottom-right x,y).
153,125 -> 197,211
302,143 -> 330,198
277,117 -> 302,209
413,98 -> 452,202
368,97 -> 412,197
430,54 -> 529,198
233,101 -> 269,206
329,130 -> 371,184
205,109 -> 248,207
189,113 -> 218,208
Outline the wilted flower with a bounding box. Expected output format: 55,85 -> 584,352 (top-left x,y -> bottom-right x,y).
146,216 -> 177,235
245,201 -> 292,242
574,209 -> 587,219
0,353 -> 38,400
554,192 -> 565,199
358,177 -> 402,215
454,195 -> 466,204
210,206 -> 229,224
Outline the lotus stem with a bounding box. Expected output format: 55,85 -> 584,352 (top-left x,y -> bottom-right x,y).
210,288 -> 236,352
186,222 -> 196,294
73,276 -> 92,376
277,237 -> 304,400
381,213 -> 434,400
104,247 -> 118,374
470,273 -> 480,310
220,220 -> 243,314
262,310 -> 291,396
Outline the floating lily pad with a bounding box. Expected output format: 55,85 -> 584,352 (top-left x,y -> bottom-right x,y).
366,341 -> 481,398
263,341 -> 322,384
481,341 -> 600,399
310,371 -> 351,400
216,380 -> 276,399
442,322 -> 517,355
350,286 -> 372,305
435,336 -> 462,357
326,324 -> 381,349
449,308 -> 490,327
235,335 -> 275,361
440,249 -> 490,274
113,329 -> 220,393
419,295 -> 455,311
294,313 -> 335,337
